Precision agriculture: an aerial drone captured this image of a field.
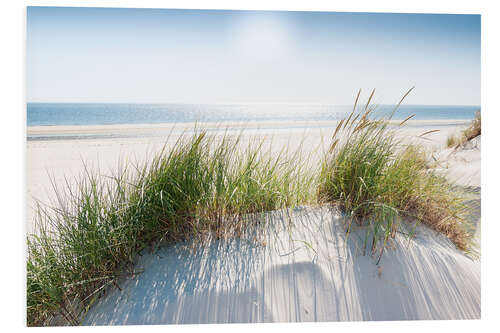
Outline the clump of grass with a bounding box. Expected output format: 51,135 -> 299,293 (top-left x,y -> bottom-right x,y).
27,131 -> 316,326
446,110 -> 481,148
446,134 -> 460,148
463,110 -> 481,141
319,88 -> 472,262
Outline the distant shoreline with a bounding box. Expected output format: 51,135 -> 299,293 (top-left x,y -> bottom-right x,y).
27,119 -> 471,141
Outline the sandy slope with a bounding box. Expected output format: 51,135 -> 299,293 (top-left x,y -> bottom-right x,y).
82,207 -> 480,324
434,136 -> 481,187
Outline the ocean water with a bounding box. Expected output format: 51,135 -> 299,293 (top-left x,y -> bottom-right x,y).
27,103 -> 479,127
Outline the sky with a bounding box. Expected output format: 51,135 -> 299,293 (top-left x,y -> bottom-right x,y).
27,7 -> 481,105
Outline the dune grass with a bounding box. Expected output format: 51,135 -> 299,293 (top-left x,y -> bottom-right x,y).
27,132 -> 316,326
446,134 -> 461,148
318,89 -> 472,262
446,110 -> 481,148
27,90 -> 476,326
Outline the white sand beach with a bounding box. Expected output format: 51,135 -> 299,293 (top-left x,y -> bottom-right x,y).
26,120 -> 481,323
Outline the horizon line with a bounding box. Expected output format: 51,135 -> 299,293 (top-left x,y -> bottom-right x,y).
27,101 -> 481,107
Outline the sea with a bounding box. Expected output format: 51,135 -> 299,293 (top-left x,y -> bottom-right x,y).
28,103 -> 478,127
27,103 -> 479,140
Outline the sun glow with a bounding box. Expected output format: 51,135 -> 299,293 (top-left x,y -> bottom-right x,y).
232,15 -> 293,61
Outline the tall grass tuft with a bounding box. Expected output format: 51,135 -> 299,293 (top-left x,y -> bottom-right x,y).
446,134 -> 460,148
27,131 -> 316,326
446,110 -> 481,148
318,88 -> 472,262
463,110 -> 481,142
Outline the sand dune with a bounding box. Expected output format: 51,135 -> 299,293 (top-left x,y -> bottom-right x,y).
27,122 -> 481,324
434,136 -> 481,187
82,207 -> 480,324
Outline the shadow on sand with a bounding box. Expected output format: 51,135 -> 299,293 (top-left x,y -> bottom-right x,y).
83,207 -> 480,325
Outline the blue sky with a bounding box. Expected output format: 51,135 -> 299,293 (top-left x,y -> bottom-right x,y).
27,7 -> 480,105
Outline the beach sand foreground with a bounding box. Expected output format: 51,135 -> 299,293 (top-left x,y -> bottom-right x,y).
82,206 -> 480,324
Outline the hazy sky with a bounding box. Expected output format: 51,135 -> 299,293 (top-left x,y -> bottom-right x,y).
27,7 -> 480,105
